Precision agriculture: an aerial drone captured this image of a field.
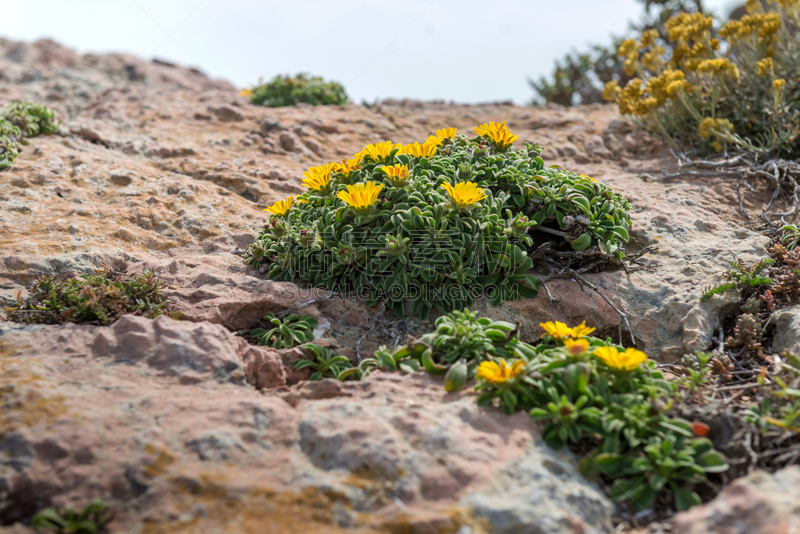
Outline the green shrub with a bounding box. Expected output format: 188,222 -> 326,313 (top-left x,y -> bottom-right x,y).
246,122 -> 632,318
251,313 -> 318,348
243,73 -> 349,107
31,499 -> 111,534
4,269 -> 167,326
604,2 -> 800,157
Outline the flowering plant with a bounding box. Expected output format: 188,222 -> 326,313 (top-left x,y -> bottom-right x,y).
246,122 -> 632,317
604,1 -> 800,157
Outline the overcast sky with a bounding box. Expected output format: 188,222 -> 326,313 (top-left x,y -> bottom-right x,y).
3,0 -> 736,104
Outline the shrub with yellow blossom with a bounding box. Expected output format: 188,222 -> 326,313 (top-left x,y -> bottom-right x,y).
604,3 -> 800,157
246,122 -> 632,318
340,310 -> 727,512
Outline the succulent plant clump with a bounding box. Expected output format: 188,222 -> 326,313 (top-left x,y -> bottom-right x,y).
246,122 -> 632,317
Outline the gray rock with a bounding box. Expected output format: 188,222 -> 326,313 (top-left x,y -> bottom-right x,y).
108,168 -> 137,186
770,305 -> 800,354
462,444 -> 612,534
209,105 -> 244,122
674,466 -> 800,534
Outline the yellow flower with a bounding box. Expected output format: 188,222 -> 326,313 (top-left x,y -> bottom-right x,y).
571,321 -> 596,338
476,359 -> 526,384
540,320 -> 596,340
361,141 -> 401,162
265,197 -> 294,217
774,78 -> 786,91
579,174 -> 597,183
756,57 -> 774,77
639,29 -> 659,48
602,80 -> 620,102
239,88 -> 253,97
426,127 -> 458,146
564,338 -> 590,355
337,181 -> 384,211
440,181 -> 487,208
618,38 -> 639,59
335,156 -> 361,175
698,117 -> 734,139
712,141 -> 724,153
381,164 -> 410,186
302,163 -> 337,191
540,321 -> 575,340
401,141 -> 438,158
697,58 -> 740,79
593,346 -> 648,371
473,121 -> 519,151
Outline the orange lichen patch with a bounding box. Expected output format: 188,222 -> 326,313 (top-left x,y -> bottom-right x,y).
381,508 -> 490,534
142,444 -> 177,478
141,478 -> 383,534
0,342 -> 71,435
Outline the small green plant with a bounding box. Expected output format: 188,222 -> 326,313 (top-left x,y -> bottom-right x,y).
4,269 -> 167,326
701,257 -> 773,300
343,344 -> 422,380
250,313 -> 318,348
3,100 -> 60,138
598,434 -> 728,511
31,499 -> 111,534
291,343 -> 353,380
0,100 -> 59,170
243,73 -> 349,107
780,224 -> 800,250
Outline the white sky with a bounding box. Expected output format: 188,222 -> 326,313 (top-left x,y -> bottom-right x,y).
3,0 -> 737,104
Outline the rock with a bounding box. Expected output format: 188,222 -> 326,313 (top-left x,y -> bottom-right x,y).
770,305 -> 800,354
673,466 -> 800,534
462,445 -> 611,534
583,134 -> 613,159
108,168 -> 137,186
278,131 -> 312,155
208,105 -> 244,122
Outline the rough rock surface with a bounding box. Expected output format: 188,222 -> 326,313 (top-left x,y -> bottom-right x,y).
673,466 -> 800,534
0,38 -> 780,532
0,327 -> 610,533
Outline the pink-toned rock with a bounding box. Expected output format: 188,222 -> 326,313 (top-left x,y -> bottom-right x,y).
674,467 -> 800,534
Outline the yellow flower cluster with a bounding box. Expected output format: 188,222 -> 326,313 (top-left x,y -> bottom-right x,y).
476,359 -> 525,384
720,13 -> 782,43
756,57 -> 774,77
698,117 -> 734,139
697,58 -> 740,80
473,121 -> 519,151
774,78 -> 786,91
647,69 -> 692,104
614,79 -> 657,116
664,12 -> 714,43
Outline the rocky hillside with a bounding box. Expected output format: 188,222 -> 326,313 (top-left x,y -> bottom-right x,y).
0,38 -> 792,534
